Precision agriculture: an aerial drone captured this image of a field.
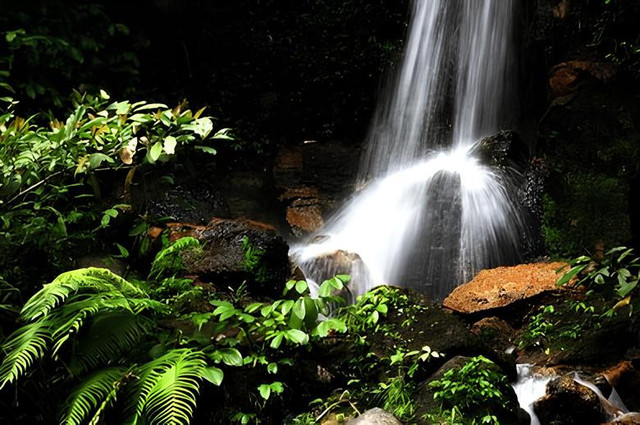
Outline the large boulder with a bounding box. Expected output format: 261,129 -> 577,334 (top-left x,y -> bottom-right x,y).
170,218 -> 290,297
534,374 -> 607,425
443,262 -> 571,314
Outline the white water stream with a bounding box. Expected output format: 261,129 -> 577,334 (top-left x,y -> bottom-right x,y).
291,0 -> 525,299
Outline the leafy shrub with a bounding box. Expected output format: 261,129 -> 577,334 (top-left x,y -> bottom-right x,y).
427,356 -> 517,425
558,246 -> 640,313
0,90 -> 227,291
0,251 -> 351,423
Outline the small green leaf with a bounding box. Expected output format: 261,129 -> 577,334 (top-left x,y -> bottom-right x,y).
149,141 -> 163,162
202,366 -> 224,386
292,299 -> 306,320
267,363 -> 278,374
258,384 -> 271,400
270,333 -> 284,349
295,280 -> 308,294
194,145 -> 217,155
557,264 -> 587,286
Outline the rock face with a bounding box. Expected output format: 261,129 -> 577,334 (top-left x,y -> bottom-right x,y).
534,374 -> 607,425
172,218 -> 290,297
442,262 -> 570,314
278,187 -> 324,236
273,141 -> 361,237
345,408 -> 402,425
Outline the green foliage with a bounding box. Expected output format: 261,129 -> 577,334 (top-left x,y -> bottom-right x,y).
63,367 -> 127,425
0,267 -> 351,424
558,246 -> 640,312
0,2 -> 141,110
0,91 -> 225,291
241,236 -> 268,283
368,376 -> 416,421
149,237 -> 201,279
428,356 -> 516,425
130,349 -> 206,425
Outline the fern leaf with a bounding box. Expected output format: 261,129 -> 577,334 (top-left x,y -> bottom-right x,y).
0,321 -> 51,389
49,292 -> 133,356
71,312 -> 154,373
129,349 -> 205,425
21,268 -> 145,322
62,367 -> 127,425
149,237 -> 200,280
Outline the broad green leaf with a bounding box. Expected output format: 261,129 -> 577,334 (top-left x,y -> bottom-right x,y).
285,329 -> 308,345
202,366 -> 223,386
149,142 -> 163,162
556,264 -> 586,286
218,348 -> 243,367
258,384 -> 271,400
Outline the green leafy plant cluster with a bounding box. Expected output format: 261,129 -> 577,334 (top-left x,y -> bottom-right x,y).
517,300 -> 599,352
0,89 -> 228,290
558,246 -> 640,314
0,235 -> 352,424
427,356 -> 516,425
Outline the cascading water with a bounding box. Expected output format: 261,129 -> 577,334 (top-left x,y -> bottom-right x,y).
291,0 -> 526,299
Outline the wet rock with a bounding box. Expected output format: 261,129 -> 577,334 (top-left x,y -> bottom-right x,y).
534,374 -> 607,425
471,316 -> 516,353
173,218 -> 289,297
602,360 -> 640,412
345,408 -> 402,425
603,413 -> 640,425
294,249 -> 371,300
143,181 -> 230,224
443,262 -> 571,314
279,187 -> 325,237
472,130 -> 528,167
273,141 -> 361,237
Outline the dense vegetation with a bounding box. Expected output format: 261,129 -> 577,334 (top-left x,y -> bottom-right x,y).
1,0 -> 639,424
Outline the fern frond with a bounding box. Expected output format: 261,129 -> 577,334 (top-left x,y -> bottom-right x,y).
21,268 -> 145,322
48,291 -> 168,356
62,367 -> 127,425
0,321 -> 51,389
49,292 -> 133,356
149,237 -> 200,280
129,348 -> 205,425
71,312 -> 154,373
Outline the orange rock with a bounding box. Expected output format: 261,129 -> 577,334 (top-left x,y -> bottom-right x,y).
443,262 -> 571,314
549,60 -> 616,98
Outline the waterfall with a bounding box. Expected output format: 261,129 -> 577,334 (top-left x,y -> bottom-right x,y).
291,0 -> 526,299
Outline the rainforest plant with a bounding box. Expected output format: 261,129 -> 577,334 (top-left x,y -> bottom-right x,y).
0,237 -> 350,424
427,356 -> 516,425
557,246 -> 640,314
0,89 -> 229,291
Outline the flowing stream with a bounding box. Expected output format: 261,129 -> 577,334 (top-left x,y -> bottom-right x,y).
291,0 -> 526,299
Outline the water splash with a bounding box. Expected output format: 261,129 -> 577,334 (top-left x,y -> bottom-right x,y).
292,0 -> 525,298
